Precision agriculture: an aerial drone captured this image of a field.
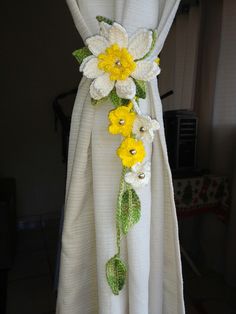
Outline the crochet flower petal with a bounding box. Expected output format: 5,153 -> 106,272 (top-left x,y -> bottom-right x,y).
128,29 -> 153,60
79,55 -> 94,72
86,35 -> 109,56
131,60 -> 160,81
125,161 -> 151,188
151,119 -> 160,130
90,73 -> 115,100
145,130 -> 155,142
124,172 -> 137,186
132,115 -> 159,143
132,161 -> 151,173
115,78 -> 136,99
142,161 -> 151,172
83,57 -> 104,79
108,22 -> 128,48
131,163 -> 141,173
99,21 -> 111,39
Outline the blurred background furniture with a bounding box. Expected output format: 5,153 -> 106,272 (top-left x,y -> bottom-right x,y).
164,110 -> 198,173
173,174 -> 230,276
174,175 -> 229,221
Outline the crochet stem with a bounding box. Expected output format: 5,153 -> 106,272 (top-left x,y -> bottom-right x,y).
116,166 -> 127,256
132,98 -> 142,115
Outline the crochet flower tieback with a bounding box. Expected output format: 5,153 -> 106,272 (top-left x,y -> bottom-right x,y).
73,16 -> 160,295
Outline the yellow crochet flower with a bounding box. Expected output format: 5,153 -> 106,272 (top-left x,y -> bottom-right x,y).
108,103 -> 136,137
117,137 -> 146,168
98,44 -> 136,81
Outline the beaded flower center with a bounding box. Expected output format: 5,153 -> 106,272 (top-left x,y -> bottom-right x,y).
98,44 -> 136,81
117,137 -> 145,168
108,104 -> 136,137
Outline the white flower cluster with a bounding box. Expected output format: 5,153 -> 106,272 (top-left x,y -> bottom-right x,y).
81,22 -> 160,100
125,114 -> 160,189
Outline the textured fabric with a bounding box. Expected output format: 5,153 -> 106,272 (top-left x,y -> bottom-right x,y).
56,1 -> 185,313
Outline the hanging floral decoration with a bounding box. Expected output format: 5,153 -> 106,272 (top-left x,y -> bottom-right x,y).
73,16 -> 160,295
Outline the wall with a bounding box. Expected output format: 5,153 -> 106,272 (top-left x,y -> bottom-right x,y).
192,0 -> 236,278
210,0 -> 236,284
194,0 -> 223,171
210,0 -> 236,177
0,0 -> 83,217
159,5 -> 200,111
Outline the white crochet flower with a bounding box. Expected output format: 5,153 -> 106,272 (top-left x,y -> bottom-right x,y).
125,162 -> 151,188
133,115 -> 160,143
81,22 -> 160,100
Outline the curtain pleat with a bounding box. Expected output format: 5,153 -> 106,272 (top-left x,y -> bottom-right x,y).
57,1 -> 185,313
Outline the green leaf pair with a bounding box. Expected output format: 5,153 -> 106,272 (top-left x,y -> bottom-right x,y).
106,183 -> 141,295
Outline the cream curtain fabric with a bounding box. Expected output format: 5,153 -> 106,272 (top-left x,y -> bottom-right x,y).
56,1 -> 185,313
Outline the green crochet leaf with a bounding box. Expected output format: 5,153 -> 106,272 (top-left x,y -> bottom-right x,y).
109,89 -> 122,107
119,188 -> 141,235
139,29 -> 157,60
72,47 -> 92,64
109,89 -> 129,107
96,16 -> 113,25
134,79 -> 146,99
121,99 -> 130,105
91,97 -> 108,106
106,256 -> 127,295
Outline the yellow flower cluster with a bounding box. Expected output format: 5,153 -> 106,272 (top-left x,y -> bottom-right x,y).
108,103 -> 145,167
108,103 -> 136,137
117,138 -> 145,168
98,44 -> 136,81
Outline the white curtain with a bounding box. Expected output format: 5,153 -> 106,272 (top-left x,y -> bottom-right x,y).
56,1 -> 185,313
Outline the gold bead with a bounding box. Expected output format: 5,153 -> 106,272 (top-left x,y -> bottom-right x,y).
138,173 -> 145,179
119,119 -> 125,125
129,149 -> 136,155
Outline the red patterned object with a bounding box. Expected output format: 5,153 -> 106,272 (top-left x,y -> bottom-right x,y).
173,175 -> 230,222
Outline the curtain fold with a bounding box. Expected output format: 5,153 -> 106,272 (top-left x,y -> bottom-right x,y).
57,1 -> 185,313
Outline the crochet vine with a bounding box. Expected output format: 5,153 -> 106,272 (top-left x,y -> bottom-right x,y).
73,15 -> 160,295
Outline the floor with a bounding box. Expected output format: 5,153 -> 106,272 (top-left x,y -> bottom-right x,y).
182,259 -> 236,314
5,215 -> 236,314
6,215 -> 60,314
